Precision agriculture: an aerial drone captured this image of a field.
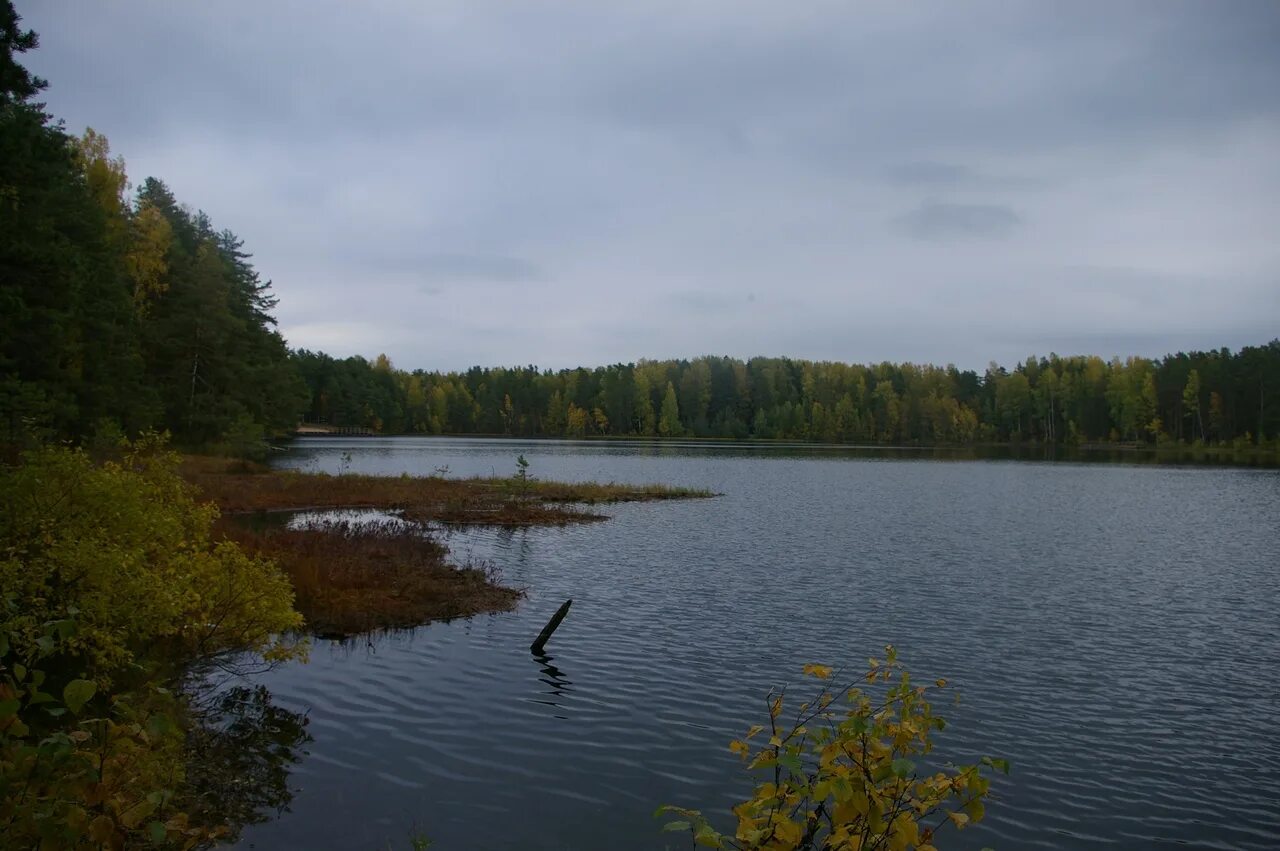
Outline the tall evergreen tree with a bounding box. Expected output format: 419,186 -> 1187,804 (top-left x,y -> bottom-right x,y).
2,7 -> 304,450
1,5 -> 149,444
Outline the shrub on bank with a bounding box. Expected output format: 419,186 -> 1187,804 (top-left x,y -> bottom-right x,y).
0,439 -> 304,848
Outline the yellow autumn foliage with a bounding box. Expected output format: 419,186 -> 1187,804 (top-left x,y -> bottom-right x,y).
0,438 -> 302,679
659,647 -> 1008,850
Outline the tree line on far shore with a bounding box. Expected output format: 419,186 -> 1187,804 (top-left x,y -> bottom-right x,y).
293,345 -> 1279,449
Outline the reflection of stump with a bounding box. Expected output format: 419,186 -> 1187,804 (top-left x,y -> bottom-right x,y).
530,599 -> 573,652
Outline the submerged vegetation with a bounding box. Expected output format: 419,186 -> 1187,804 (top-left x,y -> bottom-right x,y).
662,650 -> 1007,851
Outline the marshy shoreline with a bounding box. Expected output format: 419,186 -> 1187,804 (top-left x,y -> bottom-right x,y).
183,456 -> 714,637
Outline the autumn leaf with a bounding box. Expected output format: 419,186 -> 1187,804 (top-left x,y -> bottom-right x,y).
803,663 -> 834,679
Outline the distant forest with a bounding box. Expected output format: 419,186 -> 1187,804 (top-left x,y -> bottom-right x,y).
3,17 -> 1278,453
293,347 -> 1280,447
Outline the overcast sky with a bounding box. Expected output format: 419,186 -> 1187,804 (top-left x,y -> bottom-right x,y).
22,1 -> 1280,372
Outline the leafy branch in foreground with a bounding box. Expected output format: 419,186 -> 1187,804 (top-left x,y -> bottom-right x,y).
659,647 -> 1008,850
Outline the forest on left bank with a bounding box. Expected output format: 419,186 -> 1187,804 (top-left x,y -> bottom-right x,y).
1,6 -> 305,457
2,12 -> 316,848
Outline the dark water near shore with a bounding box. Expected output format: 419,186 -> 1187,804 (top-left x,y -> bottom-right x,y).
236,437 -> 1280,850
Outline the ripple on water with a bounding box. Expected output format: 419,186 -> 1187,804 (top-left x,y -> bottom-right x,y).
234,441 -> 1280,850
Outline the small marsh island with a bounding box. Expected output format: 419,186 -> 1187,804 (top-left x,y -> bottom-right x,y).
186,455 -> 714,636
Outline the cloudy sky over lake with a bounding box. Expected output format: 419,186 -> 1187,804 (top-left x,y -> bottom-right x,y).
24,1 -> 1280,371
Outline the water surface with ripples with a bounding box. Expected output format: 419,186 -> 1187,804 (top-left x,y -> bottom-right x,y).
234,437 -> 1280,850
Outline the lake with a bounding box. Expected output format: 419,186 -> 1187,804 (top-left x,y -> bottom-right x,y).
235,437 -> 1280,850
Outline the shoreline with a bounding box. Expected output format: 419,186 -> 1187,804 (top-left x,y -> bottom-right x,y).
183,456 -> 714,637
285,430 -> 1278,451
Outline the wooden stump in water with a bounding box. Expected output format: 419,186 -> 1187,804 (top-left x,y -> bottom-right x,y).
530,599 -> 573,652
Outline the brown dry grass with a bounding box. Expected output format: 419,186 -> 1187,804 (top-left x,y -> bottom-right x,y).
182,457 -> 712,523
217,518 -> 521,637
184,456 -> 713,637
482,476 -> 716,504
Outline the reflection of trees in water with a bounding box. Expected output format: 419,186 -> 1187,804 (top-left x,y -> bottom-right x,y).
181,685 -> 312,843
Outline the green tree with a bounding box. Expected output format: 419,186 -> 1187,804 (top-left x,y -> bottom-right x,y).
659,381 -> 682,437
872,380 -> 901,442
1208,390 -> 1224,442
0,15 -> 153,446
0,0 -> 42,106
634,371 -> 657,435
131,183 -> 306,444
1182,369 -> 1203,442
995,372 -> 1031,439
1140,373 -> 1160,442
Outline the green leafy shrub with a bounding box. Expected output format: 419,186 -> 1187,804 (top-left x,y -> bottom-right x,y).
0,437 -> 302,677
0,438 -> 304,848
0,609 -> 208,849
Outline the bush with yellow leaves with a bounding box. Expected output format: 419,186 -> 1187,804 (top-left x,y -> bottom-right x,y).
659,646 -> 1008,850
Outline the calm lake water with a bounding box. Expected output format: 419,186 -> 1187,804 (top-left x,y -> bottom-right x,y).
236,437 -> 1280,850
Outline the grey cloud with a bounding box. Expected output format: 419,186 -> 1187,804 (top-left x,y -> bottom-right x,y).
36,4 -> 1280,163
885,162 -> 1041,191
412,254 -> 542,284
887,163 -> 978,186
18,0 -> 1280,372
895,203 -> 1023,240
672,291 -> 747,314
343,246 -> 544,285
1001,326 -> 1280,362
